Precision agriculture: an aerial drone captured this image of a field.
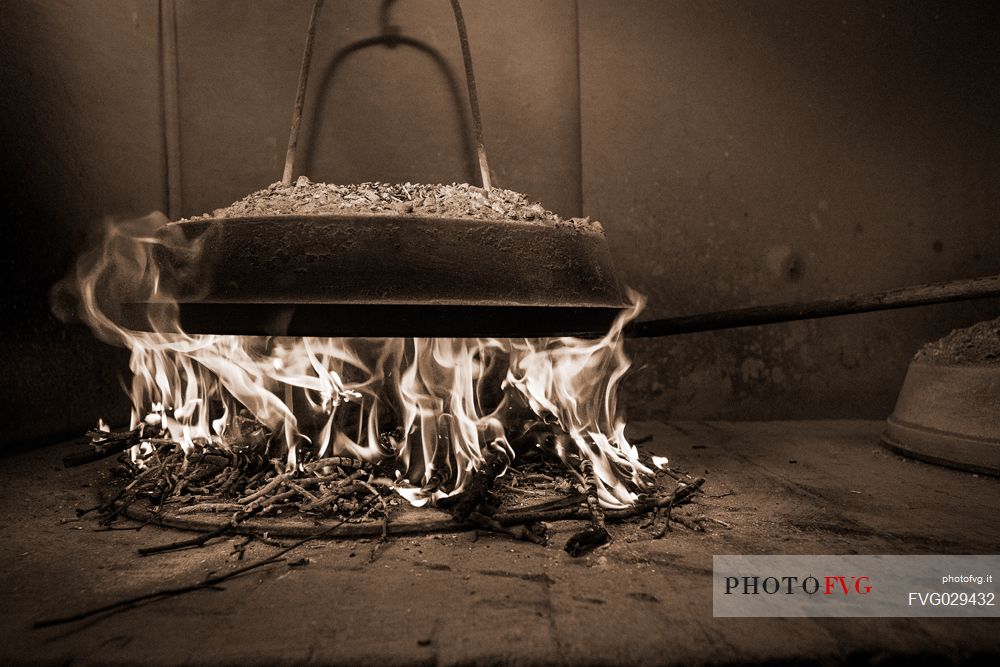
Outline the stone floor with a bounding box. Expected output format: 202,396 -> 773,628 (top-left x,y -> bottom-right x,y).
2,420 -> 999,666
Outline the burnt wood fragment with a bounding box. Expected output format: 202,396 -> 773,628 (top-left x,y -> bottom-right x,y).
448,443 -> 509,523
564,525 -> 610,556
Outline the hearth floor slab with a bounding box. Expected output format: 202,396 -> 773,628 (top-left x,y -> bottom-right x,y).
1,420 -> 998,666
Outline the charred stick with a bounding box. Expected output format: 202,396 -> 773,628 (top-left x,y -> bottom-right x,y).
175,503 -> 244,515
93,524 -> 146,532
624,476 -> 703,535
517,472 -> 555,484
355,479 -> 389,541
299,492 -> 343,513
577,459 -> 606,530
664,476 -> 704,505
565,459 -> 610,556
647,507 -> 671,539
99,499 -> 130,526
254,489 -> 298,511
336,499 -> 360,514
138,523 -> 234,556
298,483 -> 366,512
498,478 -> 705,526
238,473 -> 288,505
669,514 -> 704,532
62,425 -> 159,468
252,534 -> 289,548
694,515 -> 732,529
186,451 -> 234,468
512,493 -> 586,514
467,511 -> 546,545
34,497 -> 379,629
231,535 -> 253,561
450,443 -> 508,523
421,414 -> 457,494
77,484 -> 130,518
565,526 -> 610,556
304,456 -> 365,474
336,469 -> 367,486
299,495 -> 338,513
284,479 -> 320,502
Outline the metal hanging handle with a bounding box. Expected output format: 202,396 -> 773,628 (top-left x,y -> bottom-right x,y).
280,0 -> 493,191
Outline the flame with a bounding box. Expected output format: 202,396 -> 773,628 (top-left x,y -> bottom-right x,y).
54,213 -> 653,508
651,455 -> 670,470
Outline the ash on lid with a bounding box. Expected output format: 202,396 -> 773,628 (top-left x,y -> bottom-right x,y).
189,178 -> 603,234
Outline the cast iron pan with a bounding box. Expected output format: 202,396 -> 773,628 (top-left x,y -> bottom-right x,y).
120,213 -> 630,338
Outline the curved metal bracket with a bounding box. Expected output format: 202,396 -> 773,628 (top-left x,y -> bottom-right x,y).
280,0 -> 492,190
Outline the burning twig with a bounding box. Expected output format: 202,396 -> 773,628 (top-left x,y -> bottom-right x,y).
70,399 -> 710,555
62,425 -> 161,468
79,431 -> 394,541
448,443 -> 508,523
356,479 -> 389,541
113,475 -> 706,548
564,459 -> 610,557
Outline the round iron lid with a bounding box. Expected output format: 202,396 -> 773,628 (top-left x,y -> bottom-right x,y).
120,214 -> 630,338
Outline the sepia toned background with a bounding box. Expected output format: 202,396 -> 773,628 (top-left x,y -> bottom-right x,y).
2,0 -> 998,445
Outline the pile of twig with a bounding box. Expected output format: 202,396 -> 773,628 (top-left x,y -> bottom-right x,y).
69,423 -> 709,555
73,426 -> 394,532
127,445 -> 388,524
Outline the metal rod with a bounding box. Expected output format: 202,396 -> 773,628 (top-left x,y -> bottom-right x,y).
449,0 -> 492,191
160,0 -> 182,218
624,275 -> 1000,338
282,0 -> 325,186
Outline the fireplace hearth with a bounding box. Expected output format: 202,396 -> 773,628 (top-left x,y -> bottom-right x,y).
4,420 -> 999,665
4,1 -> 1000,665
